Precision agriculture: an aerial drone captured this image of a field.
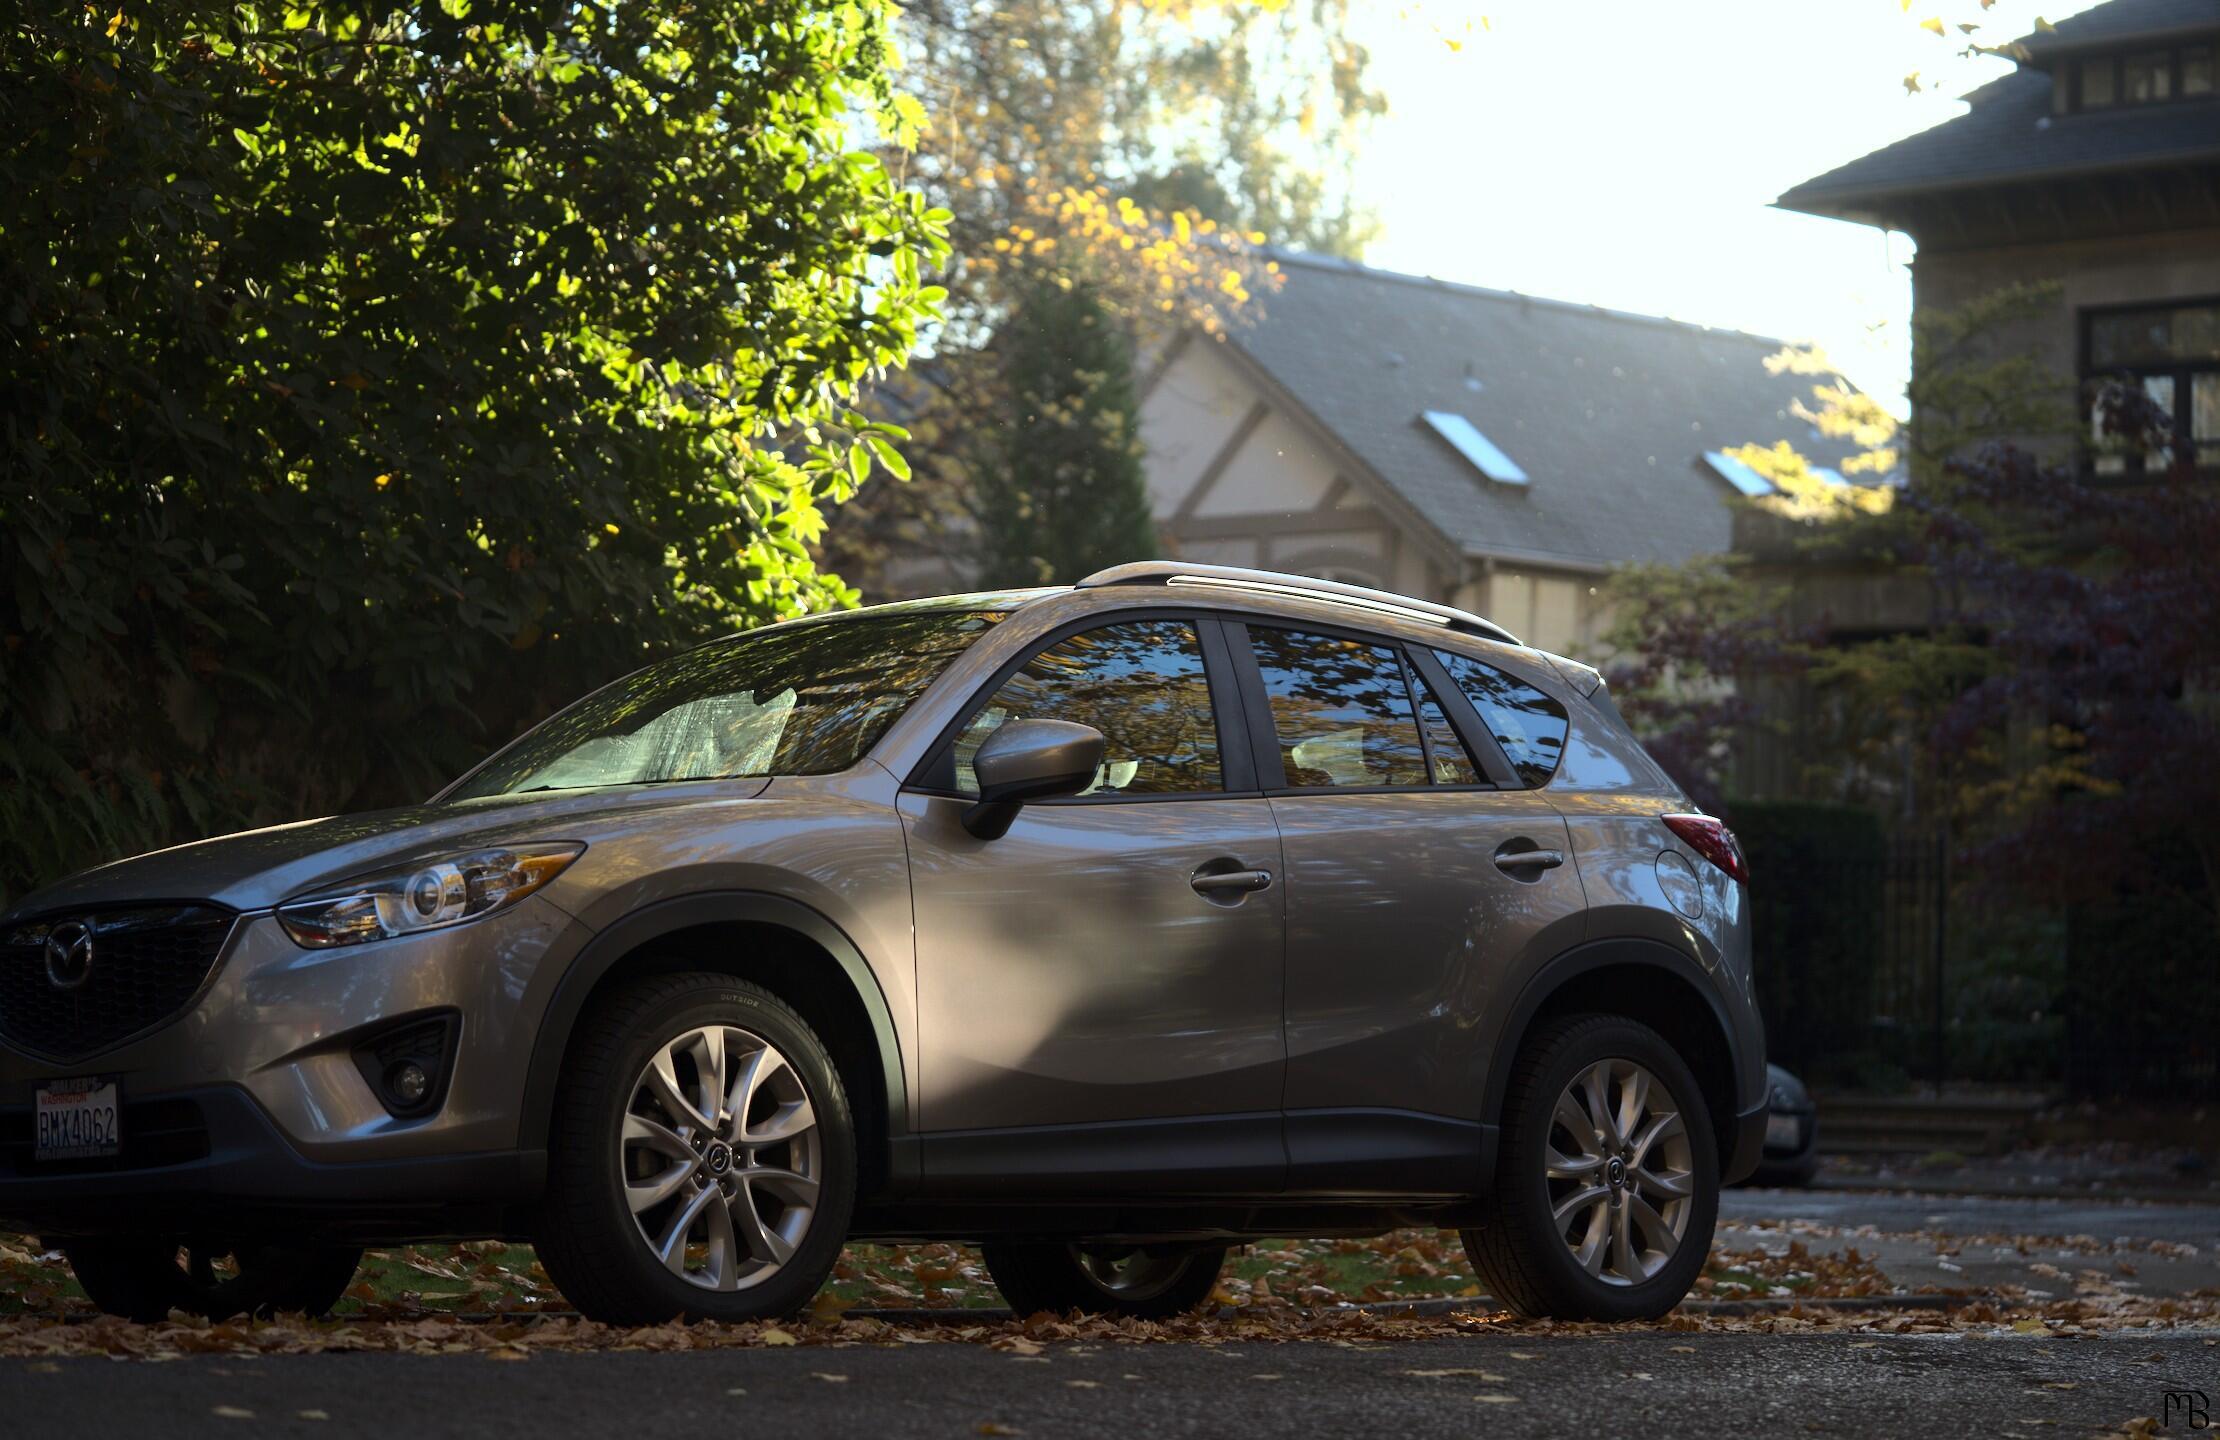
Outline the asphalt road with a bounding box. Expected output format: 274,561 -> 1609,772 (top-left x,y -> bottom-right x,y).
10,1331 -> 2212,1439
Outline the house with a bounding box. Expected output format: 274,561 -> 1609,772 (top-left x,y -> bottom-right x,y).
1136,250 -> 1865,656
1776,0 -> 2220,474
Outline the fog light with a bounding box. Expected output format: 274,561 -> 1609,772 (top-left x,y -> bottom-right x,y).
387,1061 -> 431,1108
351,1010 -> 458,1119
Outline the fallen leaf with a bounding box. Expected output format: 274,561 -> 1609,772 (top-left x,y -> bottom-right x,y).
1406,1368 -> 1505,1381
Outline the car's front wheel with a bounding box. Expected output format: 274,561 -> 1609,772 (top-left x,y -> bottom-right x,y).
1461,1014 -> 1718,1321
981,1241 -> 1227,1319
60,1238 -> 361,1322
535,973 -> 856,1326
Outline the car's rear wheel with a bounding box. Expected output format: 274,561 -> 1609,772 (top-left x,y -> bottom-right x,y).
981,1241 -> 1227,1320
60,1238 -> 361,1322
535,973 -> 856,1326
1461,1014 -> 1717,1321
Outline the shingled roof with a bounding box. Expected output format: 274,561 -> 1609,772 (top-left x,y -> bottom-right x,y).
1219,251 -> 1863,572
1778,0 -> 2220,222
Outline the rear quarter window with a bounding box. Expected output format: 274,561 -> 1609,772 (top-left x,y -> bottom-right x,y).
1432,650 -> 1569,788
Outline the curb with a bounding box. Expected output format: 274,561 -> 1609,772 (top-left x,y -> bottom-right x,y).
1765,1177 -> 2220,1207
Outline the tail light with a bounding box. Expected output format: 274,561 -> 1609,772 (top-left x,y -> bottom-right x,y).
1662,814 -> 1748,884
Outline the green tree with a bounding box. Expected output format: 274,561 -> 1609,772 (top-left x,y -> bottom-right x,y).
975,279 -> 1158,587
0,1 -> 945,904
815,0 -> 1383,594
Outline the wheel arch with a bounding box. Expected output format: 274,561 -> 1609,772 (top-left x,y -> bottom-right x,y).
1483,938 -> 1753,1179
520,892 -> 912,1198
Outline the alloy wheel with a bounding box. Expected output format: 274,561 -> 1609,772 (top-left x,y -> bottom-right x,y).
1543,1057 -> 1695,1285
620,1024 -> 822,1292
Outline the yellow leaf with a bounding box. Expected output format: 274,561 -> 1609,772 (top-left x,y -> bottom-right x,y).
1919,16 -> 1944,35
106,8 -> 124,37
373,473 -> 391,489
1902,71 -> 1922,94
761,1327 -> 797,1346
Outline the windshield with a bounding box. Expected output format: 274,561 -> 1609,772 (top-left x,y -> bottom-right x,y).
449,608 -> 1008,799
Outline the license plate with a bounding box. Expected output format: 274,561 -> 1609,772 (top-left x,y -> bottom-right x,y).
1764,1112 -> 1801,1149
35,1076 -> 121,1161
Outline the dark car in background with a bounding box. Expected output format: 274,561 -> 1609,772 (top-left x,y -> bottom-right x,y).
1745,1064 -> 1820,1187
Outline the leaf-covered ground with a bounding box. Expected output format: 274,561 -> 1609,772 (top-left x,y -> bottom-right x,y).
2,1225 -> 2213,1360
0,1228 -> 1882,1320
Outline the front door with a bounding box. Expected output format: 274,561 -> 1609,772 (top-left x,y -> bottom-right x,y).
1231,622 -> 1589,1193
899,615 -> 1286,1193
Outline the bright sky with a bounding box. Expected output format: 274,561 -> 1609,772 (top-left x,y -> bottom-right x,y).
1348,0 -> 2105,412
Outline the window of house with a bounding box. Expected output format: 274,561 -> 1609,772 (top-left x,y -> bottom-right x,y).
2187,46 -> 2215,96
2073,44 -> 2217,110
1248,628 -> 1431,788
953,620 -> 1221,796
2123,50 -> 2173,103
2081,56 -> 2117,107
2084,299 -> 2220,473
1433,651 -> 1568,789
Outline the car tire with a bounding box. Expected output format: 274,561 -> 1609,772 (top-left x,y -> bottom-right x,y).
60,1238 -> 361,1322
1461,1013 -> 1718,1322
981,1242 -> 1227,1320
535,972 -> 856,1326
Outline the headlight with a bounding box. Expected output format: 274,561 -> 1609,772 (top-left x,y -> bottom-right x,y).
277,843 -> 583,949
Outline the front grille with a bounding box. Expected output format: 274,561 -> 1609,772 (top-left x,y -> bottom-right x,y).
0,905 -> 236,1059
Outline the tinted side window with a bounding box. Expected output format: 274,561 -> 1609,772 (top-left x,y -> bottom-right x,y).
1434,650 -> 1568,788
1249,627 -> 1429,788
1413,672 -> 1483,785
954,621 -> 1221,796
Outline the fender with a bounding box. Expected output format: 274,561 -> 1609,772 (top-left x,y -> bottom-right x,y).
518,891 -> 911,1182
1480,935 -> 1755,1143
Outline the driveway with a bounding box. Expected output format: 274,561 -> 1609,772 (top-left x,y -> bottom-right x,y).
10,1331 -> 2206,1438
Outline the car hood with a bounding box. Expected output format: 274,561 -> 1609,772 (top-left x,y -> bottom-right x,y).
4,780 -> 774,921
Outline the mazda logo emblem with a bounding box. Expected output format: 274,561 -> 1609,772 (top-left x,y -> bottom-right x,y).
44,921 -> 94,991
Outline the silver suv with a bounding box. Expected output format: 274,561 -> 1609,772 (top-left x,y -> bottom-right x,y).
0,564 -> 1763,1325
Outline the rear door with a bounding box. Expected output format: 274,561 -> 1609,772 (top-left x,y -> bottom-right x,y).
1231,621 -> 1588,1193
898,614 -> 1288,1193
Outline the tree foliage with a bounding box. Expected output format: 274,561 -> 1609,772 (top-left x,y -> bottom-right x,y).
816,0 -> 1384,591
974,278 -> 1157,586
1603,287 -> 2218,933
0,1 -> 946,904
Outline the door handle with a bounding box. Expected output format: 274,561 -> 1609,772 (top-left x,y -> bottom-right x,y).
1191,868 -> 1274,896
1493,848 -> 1564,876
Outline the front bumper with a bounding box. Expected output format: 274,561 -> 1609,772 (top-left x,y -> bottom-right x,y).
0,1084 -> 544,1241
0,897 -> 587,1164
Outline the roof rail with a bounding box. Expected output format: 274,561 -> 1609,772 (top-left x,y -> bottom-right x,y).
1075,561 -> 1521,647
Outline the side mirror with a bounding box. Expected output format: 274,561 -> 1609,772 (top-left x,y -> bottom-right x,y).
962,719 -> 1107,840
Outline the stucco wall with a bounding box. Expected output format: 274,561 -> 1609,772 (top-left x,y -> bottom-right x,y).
1912,226 -> 2220,458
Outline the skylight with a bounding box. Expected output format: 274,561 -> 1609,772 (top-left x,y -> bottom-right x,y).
1701,449 -> 1773,497
1420,410 -> 1529,486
